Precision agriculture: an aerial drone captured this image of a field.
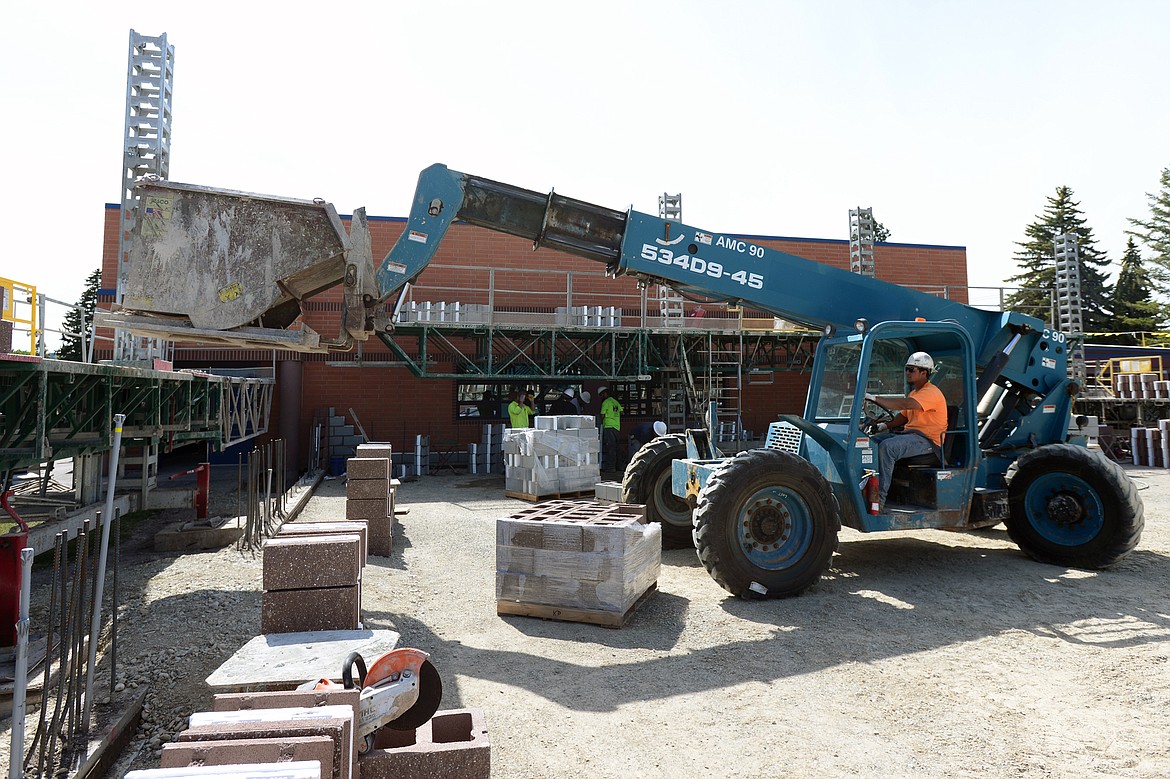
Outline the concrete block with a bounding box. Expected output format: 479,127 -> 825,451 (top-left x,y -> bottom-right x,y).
346,497 -> 389,520
356,443 -> 393,460
180,705 -> 353,779
212,688 -> 360,715
262,585 -> 360,634
133,765 -> 322,779
346,458 -> 389,480
360,708 -> 490,779
367,515 -> 393,558
277,522 -> 369,565
347,479 -> 389,501
263,535 -> 362,591
160,736 -> 334,775
154,522 -> 244,552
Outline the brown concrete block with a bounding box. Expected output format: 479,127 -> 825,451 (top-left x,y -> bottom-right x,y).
262,586 -> 360,634
346,497 -> 389,520
355,443 -> 392,461
346,457 -> 389,480
160,735 -> 334,776
278,522 -> 368,565
367,515 -> 393,558
361,708 -> 490,779
212,687 -> 361,716
264,535 -> 362,591
181,706 -> 353,779
347,479 -> 389,500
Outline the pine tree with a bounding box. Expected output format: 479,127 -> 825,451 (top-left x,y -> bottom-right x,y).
1004,186 -> 1113,336
1128,167 -> 1170,294
59,268 -> 101,361
1108,237 -> 1163,345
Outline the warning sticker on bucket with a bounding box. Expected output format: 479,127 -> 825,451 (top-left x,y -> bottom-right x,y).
408,230 -> 428,243
383,261 -> 407,275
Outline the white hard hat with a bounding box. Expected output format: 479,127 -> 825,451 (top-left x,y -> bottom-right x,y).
906,351 -> 935,371
653,421 -> 668,437
580,390 -> 591,403
597,385 -> 608,394
563,387 -> 575,398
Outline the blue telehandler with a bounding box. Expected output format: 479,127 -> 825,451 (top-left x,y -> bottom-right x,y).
106,165 -> 1144,599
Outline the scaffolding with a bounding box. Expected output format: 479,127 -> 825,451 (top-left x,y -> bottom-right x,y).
1054,231 -> 1086,387
115,30 -> 175,363
849,207 -> 876,277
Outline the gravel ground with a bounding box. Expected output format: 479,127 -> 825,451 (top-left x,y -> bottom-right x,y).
3,463 -> 1169,778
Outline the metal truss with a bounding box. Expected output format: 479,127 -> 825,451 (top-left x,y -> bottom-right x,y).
0,355 -> 273,471
376,324 -> 816,381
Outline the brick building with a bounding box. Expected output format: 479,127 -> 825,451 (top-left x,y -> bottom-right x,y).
98,203 -> 968,470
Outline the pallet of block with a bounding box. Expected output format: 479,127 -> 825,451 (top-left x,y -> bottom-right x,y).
495,499 -> 659,628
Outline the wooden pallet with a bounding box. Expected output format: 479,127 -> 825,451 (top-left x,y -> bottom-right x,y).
504,488 -> 595,503
496,583 -> 657,629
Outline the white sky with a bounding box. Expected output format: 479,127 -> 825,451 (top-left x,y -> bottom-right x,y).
2,1 -> 1167,335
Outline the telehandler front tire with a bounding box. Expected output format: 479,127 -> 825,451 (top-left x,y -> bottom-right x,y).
693,449 -> 839,599
1005,443 -> 1143,568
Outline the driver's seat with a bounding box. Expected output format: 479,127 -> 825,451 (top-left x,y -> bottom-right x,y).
897,406 -> 959,468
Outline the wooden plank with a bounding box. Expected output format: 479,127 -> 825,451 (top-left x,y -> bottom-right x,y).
496,583 -> 657,629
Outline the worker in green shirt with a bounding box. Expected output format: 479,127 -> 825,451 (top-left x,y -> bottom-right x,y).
598,386 -> 623,473
508,389 -> 534,428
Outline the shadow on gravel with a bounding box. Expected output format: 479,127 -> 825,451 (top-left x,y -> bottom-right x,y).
360,533 -> 1170,713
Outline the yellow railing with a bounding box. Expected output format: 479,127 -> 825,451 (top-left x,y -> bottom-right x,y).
0,276 -> 37,353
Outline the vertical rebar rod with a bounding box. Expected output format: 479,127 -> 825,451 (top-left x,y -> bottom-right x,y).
9,546 -> 35,779
29,534 -> 62,775
84,412 -> 125,730
111,507 -> 121,697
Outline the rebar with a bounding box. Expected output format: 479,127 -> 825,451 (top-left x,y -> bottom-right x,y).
110,507 -> 120,698
28,534 -> 62,775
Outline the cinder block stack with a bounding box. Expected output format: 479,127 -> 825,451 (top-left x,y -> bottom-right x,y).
503,415 -> 599,497
349,444 -> 395,557
1155,380 -> 1170,400
165,703 -> 358,779
316,407 -> 366,467
496,499 -> 660,627
359,708 -> 491,779
469,423 -> 505,474
1140,373 -> 1158,399
261,533 -> 363,634
1131,427 -> 1148,465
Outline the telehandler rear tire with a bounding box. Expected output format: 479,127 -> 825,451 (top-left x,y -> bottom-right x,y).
693,449 -> 839,599
622,433 -> 694,549
1005,443 -> 1143,568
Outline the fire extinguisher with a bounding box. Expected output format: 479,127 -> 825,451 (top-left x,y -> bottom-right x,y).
863,471 -> 880,515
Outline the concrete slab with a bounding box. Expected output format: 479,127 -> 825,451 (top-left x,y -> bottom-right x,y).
154,521 -> 244,552
206,629 -> 399,692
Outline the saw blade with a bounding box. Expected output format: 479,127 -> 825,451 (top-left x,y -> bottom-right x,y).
387,659 -> 443,731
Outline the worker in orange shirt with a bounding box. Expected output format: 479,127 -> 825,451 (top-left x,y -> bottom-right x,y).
864,351 -> 947,511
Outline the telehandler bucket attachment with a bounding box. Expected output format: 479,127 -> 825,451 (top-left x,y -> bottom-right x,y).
101,179 -> 353,351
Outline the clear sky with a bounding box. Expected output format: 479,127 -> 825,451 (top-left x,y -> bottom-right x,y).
2,1 -> 1167,340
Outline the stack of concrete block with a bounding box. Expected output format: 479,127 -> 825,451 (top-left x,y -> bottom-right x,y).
261,534 -> 363,634
503,415 -> 599,497
496,499 -> 659,626
1130,421 -> 1170,467
359,708 -> 491,779
469,423 -> 505,475
1155,380 -> 1170,400
594,480 -> 623,502
317,408 -> 366,467
164,702 -> 357,779
349,444 -> 395,557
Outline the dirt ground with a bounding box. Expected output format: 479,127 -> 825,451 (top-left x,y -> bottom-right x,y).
4,462 -> 1170,778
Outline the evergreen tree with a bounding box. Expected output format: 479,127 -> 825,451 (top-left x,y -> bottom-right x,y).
1004,186 -> 1113,337
1108,237 -> 1163,345
1127,167 -> 1170,294
874,221 -> 891,243
59,268 -> 101,361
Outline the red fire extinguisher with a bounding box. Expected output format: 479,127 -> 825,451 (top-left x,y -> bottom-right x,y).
863,472 -> 880,515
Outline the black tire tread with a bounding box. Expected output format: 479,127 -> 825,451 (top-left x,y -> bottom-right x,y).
693,449 -> 839,599
621,433 -> 693,549
1004,443 -> 1143,568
